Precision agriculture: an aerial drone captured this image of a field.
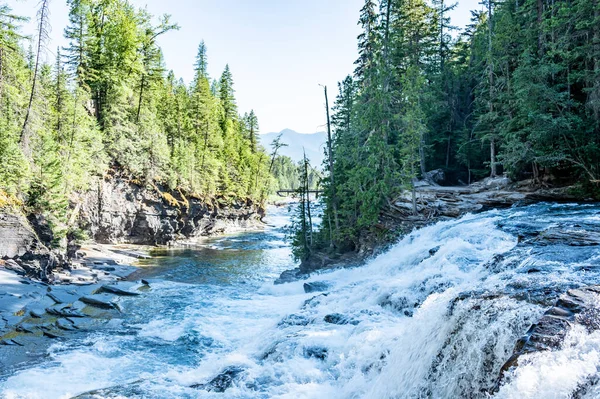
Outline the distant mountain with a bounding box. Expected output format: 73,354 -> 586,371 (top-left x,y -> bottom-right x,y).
260,129 -> 327,168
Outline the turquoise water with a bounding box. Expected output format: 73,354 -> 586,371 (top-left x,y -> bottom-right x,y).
2,203 -> 600,398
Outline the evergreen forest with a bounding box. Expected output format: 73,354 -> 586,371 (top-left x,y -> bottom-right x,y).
0,0 -> 271,240
301,0 -> 600,256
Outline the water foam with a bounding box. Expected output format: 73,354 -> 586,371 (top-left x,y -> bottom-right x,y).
2,204 -> 600,398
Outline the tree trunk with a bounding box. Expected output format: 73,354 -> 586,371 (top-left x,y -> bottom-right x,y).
324,86 -> 340,244
136,74 -> 145,124
419,137 -> 427,177
305,154 -> 313,247
488,0 -> 497,178
21,0 -> 50,145
490,138 -> 497,177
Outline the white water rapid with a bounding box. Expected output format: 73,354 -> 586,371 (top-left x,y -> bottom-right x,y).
2,203 -> 600,398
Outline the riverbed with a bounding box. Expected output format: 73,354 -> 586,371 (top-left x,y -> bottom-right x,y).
2,203 -> 600,398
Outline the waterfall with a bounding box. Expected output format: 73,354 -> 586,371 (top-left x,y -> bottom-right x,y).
2,204 -> 600,399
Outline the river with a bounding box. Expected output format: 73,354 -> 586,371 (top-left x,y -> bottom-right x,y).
2,203 -> 600,398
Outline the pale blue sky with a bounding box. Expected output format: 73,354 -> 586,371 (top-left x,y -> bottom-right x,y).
11,0 -> 481,134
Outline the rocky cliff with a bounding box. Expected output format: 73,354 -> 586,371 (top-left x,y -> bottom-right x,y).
0,212 -> 58,281
77,175 -> 265,245
0,174 -> 265,280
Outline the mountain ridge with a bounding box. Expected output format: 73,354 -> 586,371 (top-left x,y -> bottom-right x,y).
260,129 -> 327,167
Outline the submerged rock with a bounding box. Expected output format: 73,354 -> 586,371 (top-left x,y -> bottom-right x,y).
304,346 -> 328,360
70,380 -> 145,398
498,285 -> 600,387
303,281 -> 330,293
96,285 -> 140,296
46,307 -> 86,318
323,313 -> 359,325
191,366 -> 246,392
79,296 -> 119,310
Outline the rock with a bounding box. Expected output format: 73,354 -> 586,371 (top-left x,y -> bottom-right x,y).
69,381 -> 145,398
191,366 -> 246,392
19,251 -> 59,281
141,279 -> 150,286
533,229 -> 600,247
77,177 -> 265,246
429,246 -> 441,256
480,176 -> 512,189
26,214 -> 54,248
16,325 -> 35,334
66,239 -> 82,260
324,313 -> 359,326
79,295 -> 119,310
29,310 -> 44,318
46,292 -> 63,304
304,347 -> 328,360
3,259 -> 26,275
55,319 -> 77,331
278,314 -> 312,327
42,330 -> 61,339
96,285 -> 140,296
0,339 -> 23,346
274,268 -> 303,285
303,281 -> 331,293
497,285 -> 600,387
46,307 -> 86,318
423,169 -> 446,185
0,213 -> 38,259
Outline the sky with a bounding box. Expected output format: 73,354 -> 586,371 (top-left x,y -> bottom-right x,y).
10,0 -> 482,134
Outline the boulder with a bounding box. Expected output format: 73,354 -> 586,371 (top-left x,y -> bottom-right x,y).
324,313 -> 359,325
423,169 -> 446,185
79,295 -> 119,310
0,213 -> 38,259
191,366 -> 245,392
303,281 -> 331,293
498,286 -> 600,387
3,259 -> 26,275
96,285 -> 140,296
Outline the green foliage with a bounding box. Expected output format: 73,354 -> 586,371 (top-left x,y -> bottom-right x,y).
313,0 -> 600,253
0,0 -> 272,246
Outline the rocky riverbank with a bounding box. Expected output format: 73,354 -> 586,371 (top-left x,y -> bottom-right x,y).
77,172 -> 265,246
1,171 -> 265,281
0,173 -> 267,372
0,244 -> 146,373
276,176 -> 597,283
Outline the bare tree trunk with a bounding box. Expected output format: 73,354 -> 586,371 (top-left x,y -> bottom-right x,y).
201,120 -> 209,170
324,86 -> 340,241
136,74 -> 145,123
21,0 -> 51,145
305,152 -> 313,247
593,0 -> 599,122
0,48 -> 4,117
490,138 -> 497,177
419,139 -> 427,177
487,0 -> 497,178
537,0 -> 544,58
324,86 -> 340,244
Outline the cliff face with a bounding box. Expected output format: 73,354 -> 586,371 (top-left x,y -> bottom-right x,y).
0,212 -> 58,281
77,176 -> 265,245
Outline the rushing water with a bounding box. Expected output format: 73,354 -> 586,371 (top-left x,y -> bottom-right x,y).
2,203 -> 600,398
